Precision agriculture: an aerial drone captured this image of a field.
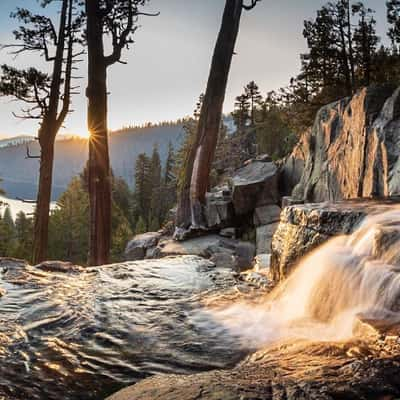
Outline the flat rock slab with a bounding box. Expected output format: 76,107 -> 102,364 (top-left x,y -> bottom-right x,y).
157,235 -> 255,271
158,235 -> 223,258
107,339 -> 400,400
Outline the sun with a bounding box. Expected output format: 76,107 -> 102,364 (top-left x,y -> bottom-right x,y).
76,130 -> 91,139
62,131 -> 91,139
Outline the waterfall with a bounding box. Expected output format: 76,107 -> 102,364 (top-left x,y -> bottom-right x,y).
211,207 -> 400,347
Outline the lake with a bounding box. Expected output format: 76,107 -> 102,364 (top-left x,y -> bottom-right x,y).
0,195 -> 57,219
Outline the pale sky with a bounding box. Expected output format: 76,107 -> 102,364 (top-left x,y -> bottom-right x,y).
0,0 -> 389,138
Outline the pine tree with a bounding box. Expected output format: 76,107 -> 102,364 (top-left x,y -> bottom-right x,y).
135,216 -> 147,234
149,144 -> 162,230
352,3 -> 379,86
48,175 -> 133,265
134,153 -> 152,230
387,0 -> 400,50
112,176 -> 133,228
13,211 -> 34,262
0,207 -> 17,257
48,177 -> 89,263
244,81 -> 262,125
232,94 -> 250,133
164,142 -> 176,185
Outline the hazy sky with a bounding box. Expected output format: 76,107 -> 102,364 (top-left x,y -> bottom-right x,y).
0,0 -> 388,138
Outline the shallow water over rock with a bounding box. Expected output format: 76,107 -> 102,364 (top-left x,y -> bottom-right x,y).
0,256 -> 246,400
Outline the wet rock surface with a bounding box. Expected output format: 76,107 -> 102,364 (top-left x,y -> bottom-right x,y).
108,338 -> 400,400
0,256 -> 250,400
270,198 -> 400,281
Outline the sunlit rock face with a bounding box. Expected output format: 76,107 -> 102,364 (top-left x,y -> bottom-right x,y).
283,84 -> 400,202
270,199 -> 400,281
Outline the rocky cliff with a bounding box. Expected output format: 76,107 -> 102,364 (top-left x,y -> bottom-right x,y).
270,198 -> 400,281
283,84 -> 400,202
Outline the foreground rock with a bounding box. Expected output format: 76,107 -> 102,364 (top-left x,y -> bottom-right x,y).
271,198 -> 400,282
108,338 -> 400,400
232,158 -> 279,216
155,235 -> 255,271
124,232 -> 162,260
283,84 -> 400,202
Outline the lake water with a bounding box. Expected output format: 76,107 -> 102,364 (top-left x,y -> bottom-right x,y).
0,196 -> 57,219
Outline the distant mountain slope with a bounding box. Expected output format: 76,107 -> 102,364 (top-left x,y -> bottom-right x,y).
0,135 -> 35,148
0,124 -> 185,200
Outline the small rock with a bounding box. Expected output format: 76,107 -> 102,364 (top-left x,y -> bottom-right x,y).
35,261 -> 83,273
253,205 -> 281,226
125,232 -> 162,261
205,190 -> 234,229
281,196 -> 303,208
220,227 -> 236,238
256,223 -> 279,255
210,252 -> 236,269
253,254 -> 271,271
235,241 -> 256,271
232,160 -> 280,216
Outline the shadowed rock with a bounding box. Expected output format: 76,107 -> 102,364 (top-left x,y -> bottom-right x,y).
125,232 -> 162,261
232,160 -> 279,216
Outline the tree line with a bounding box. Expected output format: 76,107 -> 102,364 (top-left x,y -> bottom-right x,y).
230,1 -> 400,159
0,142 -> 177,265
0,0 -> 158,265
2,0 -> 400,262
275,0 -> 400,133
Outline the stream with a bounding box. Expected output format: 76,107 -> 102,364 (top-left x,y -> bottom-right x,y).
0,256 -> 247,400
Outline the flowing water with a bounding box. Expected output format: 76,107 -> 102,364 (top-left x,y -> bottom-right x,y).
212,206 -> 400,347
0,256 -> 246,400
3,206 -> 400,399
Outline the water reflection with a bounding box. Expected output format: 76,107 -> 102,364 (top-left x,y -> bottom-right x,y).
0,256 -> 244,400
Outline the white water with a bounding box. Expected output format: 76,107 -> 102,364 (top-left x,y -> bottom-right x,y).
212,207 -> 400,347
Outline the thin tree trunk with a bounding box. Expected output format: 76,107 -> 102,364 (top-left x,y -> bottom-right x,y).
32,0 -> 69,264
339,21 -> 352,96
346,1 -> 355,91
86,0 -> 111,266
176,0 -> 243,235
33,137 -> 55,263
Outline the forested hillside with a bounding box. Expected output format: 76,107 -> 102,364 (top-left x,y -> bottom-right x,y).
0,123 -> 185,200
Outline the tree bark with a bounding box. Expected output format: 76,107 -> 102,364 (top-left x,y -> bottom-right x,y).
346,0 -> 355,91
32,0 -> 70,264
176,0 -> 243,236
86,0 -> 112,266
32,136 -> 55,263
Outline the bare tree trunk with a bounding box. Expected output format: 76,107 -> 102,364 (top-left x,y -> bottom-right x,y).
86,0 -> 111,266
33,136 -> 54,263
346,0 -> 355,91
175,0 -> 243,236
32,0 -> 70,264
338,20 -> 352,96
